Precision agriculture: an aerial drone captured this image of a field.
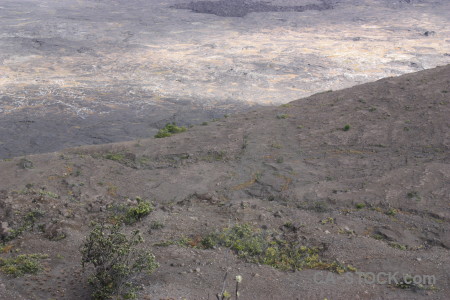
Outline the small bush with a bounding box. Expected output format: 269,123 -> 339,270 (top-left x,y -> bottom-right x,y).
155,123 -> 187,138
386,208 -> 398,216
81,223 -> 158,300
407,191 -> 420,201
343,124 -> 351,131
372,234 -> 384,240
124,198 -> 153,225
355,203 -> 365,209
276,114 -> 288,119
389,242 -> 407,251
104,153 -> 126,161
18,158 -> 33,169
320,217 -> 334,225
108,198 -> 154,225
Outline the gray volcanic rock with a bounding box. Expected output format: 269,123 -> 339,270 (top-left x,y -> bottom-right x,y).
0,0 -> 449,158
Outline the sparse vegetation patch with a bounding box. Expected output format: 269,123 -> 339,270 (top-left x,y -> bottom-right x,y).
155,123 -> 187,138
190,224 -> 355,273
0,254 -> 48,277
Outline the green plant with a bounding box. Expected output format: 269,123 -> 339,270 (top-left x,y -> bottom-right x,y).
372,234 -> 384,240
81,223 -> 158,300
276,114 -> 288,119
389,242 -> 407,251
271,143 -> 282,149
308,201 -> 328,213
200,151 -> 226,162
355,203 -> 365,209
104,153 -> 126,162
386,208 -> 398,216
38,190 -> 59,198
343,124 -> 351,131
124,198 -> 153,225
201,121 -> 208,126
0,254 -> 48,277
320,217 -> 334,225
154,123 -> 187,138
241,135 -> 248,150
407,191 -> 420,201
108,198 -> 154,225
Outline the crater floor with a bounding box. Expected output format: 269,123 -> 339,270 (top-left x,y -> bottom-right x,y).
0,0 -> 449,158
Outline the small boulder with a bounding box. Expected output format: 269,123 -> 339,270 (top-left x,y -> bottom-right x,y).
0,222 -> 11,240
43,223 -> 66,241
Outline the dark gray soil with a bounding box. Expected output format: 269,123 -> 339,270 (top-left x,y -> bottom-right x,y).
173,0 -> 334,17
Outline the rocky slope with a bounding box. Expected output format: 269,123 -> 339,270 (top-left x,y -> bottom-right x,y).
0,65 -> 449,299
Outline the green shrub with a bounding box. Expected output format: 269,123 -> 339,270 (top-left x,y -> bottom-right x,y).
124,199 -> 154,225
386,208 -> 398,216
276,114 -> 288,119
355,203 -> 365,209
389,242 -> 407,251
104,153 -> 126,161
81,223 -> 158,300
343,124 -> 351,131
155,123 -> 187,138
107,198 -> 154,225
320,217 -> 334,225
407,191 -> 420,201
